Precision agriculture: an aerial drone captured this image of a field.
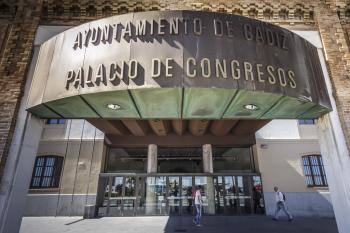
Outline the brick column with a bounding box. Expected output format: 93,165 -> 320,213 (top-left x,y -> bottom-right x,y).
316,4 -> 350,151
315,5 -> 350,232
0,1 -> 41,183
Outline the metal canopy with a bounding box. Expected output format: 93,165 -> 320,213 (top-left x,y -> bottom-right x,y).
26,11 -> 332,120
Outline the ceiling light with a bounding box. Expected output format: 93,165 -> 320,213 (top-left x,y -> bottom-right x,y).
244,104 -> 259,111
107,103 -> 121,110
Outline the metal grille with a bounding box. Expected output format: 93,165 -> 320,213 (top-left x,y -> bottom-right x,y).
30,156 -> 63,189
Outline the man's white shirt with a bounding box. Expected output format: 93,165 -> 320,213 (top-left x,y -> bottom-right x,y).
275,191 -> 284,203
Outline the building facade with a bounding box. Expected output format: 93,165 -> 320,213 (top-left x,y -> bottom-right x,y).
23,117 -> 334,218
0,1 -> 350,233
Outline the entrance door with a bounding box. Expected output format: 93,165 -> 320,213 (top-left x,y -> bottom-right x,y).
214,176 -> 225,214
98,174 -> 262,216
181,176 -> 194,215
216,176 -> 253,215
108,176 -> 123,216
194,176 -> 209,214
167,176 -> 180,215
236,176 -> 252,214
123,176 -> 136,216
135,176 -> 146,215
223,176 -> 238,214
145,176 -> 167,215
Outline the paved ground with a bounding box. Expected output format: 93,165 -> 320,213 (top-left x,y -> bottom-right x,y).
20,216 -> 338,233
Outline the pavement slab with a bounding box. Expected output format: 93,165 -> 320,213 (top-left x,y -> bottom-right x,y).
19,216 -> 338,233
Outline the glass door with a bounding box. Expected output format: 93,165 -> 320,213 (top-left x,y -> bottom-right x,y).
167,176 -> 180,215
108,176 -> 123,216
123,176 -> 136,216
224,176 -> 239,214
236,176 -> 252,214
145,176 -> 167,215
194,176 -> 208,214
214,176 -> 225,214
181,176 -> 194,215
135,176 -> 146,215
252,176 -> 265,214
98,174 -> 264,216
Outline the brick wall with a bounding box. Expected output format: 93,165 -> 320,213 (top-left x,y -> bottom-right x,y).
0,0 -> 349,182
0,0 -> 41,180
317,1 -> 350,150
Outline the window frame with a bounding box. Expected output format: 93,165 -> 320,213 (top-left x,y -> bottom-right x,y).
302,154 -> 328,187
30,155 -> 64,189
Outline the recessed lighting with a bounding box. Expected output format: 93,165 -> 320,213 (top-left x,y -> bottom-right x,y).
107,103 -> 121,110
244,104 -> 259,111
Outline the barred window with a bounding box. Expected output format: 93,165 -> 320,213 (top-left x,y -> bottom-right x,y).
30,156 -> 63,189
302,155 -> 327,187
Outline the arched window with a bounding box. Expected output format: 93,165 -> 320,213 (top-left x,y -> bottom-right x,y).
30,156 -> 63,189
302,155 -> 328,187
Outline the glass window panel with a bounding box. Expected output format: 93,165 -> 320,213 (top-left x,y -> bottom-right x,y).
312,166 -> 321,176
181,176 -> 193,214
303,165 -> 310,175
33,177 -> 39,186
48,158 -> 55,166
213,147 -> 252,172
168,176 -> 180,214
194,176 -> 209,213
106,148 -> 147,173
46,119 -> 65,124
145,176 -> 167,215
311,156 -> 319,165
35,167 -> 42,177
315,176 -> 322,185
298,119 -> 315,125
58,119 -> 66,124
37,157 -> 44,166
47,119 -> 57,124
319,158 -> 324,165
158,147 -> 202,173
124,176 -> 136,196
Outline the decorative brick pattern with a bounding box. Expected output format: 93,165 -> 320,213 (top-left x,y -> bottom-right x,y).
0,0 -> 350,182
40,0 -> 316,26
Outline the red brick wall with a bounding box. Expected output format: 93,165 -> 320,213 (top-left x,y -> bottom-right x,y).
0,1 -> 41,180
316,2 -> 350,150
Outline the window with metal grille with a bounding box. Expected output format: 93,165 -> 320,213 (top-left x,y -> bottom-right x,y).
30,156 -> 63,189
302,155 -> 328,187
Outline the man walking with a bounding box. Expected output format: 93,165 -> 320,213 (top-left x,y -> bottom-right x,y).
193,186 -> 203,226
273,186 -> 293,221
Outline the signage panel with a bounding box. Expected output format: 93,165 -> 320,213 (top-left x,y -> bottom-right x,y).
27,11 -> 332,119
